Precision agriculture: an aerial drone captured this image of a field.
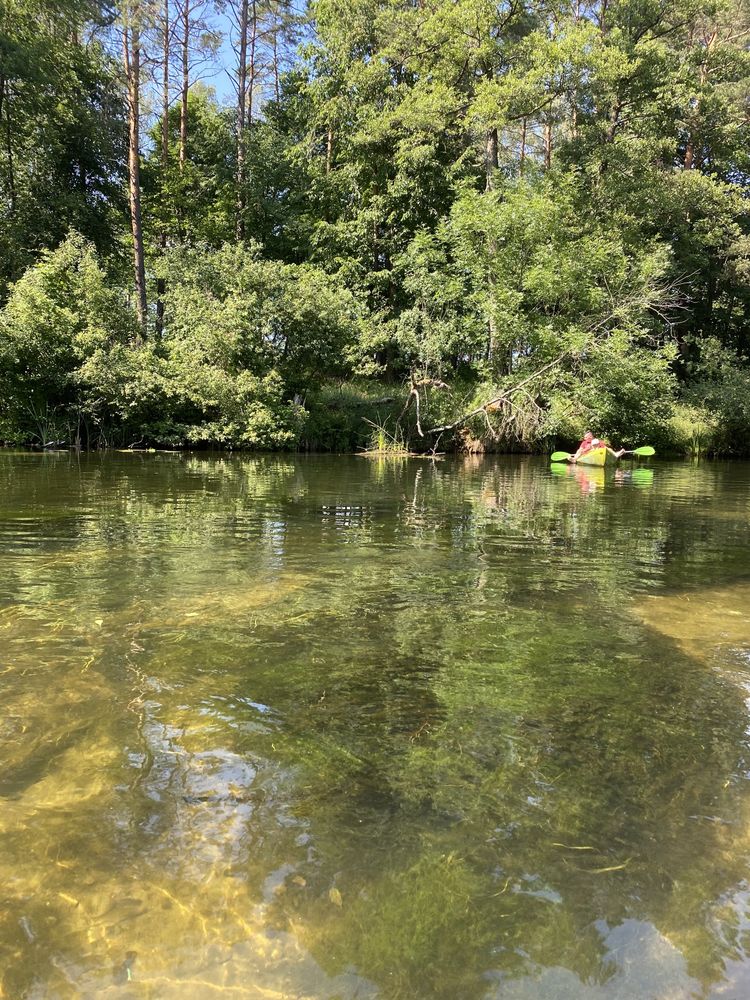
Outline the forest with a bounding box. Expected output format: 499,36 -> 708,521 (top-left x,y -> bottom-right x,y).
0,0 -> 748,454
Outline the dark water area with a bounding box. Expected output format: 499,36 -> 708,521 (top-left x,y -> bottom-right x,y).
1,451 -> 750,998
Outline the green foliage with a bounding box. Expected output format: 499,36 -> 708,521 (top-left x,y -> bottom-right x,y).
150,244 -> 358,447
0,0 -> 126,293
555,335 -> 679,446
143,86 -> 236,248
300,382 -> 403,452
682,338 -> 750,454
0,0 -> 748,452
666,402 -> 719,457
0,237 -> 362,450
0,233 -> 134,444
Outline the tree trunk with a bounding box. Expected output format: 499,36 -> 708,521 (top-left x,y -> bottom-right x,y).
484,121 -> 500,360
2,77 -> 15,213
570,0 -> 581,139
156,0 -> 170,335
162,1 -> 170,169
519,118 -> 527,175
488,309 -> 498,365
485,128 -> 498,191
544,119 -> 552,169
248,0 -> 257,128
123,24 -> 147,330
605,99 -> 622,143
684,46 -> 713,171
599,0 -> 609,34
599,97 -> 622,175
326,124 -> 333,174
272,26 -> 280,103
236,0 -> 249,239
179,0 -> 189,169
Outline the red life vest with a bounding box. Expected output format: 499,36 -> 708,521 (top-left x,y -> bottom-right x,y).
580,437 -> 609,454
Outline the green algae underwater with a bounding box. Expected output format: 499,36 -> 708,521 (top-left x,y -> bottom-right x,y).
1,451 -> 750,999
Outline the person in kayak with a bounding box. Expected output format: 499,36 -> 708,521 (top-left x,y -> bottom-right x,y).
571,431 -> 625,462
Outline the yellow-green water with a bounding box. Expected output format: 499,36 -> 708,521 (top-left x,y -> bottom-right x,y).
1,451 -> 750,999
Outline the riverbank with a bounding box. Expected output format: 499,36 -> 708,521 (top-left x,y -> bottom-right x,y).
1,379 -> 744,458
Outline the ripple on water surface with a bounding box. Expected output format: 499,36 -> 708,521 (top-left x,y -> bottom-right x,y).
1,452 -> 750,997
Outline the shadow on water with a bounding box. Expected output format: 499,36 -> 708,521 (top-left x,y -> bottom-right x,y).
1,452 -> 750,997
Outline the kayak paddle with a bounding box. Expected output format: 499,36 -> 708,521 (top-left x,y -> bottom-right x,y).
550,445 -> 655,462
622,446 -> 655,457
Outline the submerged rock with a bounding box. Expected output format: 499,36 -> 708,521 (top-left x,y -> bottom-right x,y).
635,581 -> 750,661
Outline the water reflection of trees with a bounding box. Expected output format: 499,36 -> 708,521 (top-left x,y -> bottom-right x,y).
1,452 -> 750,996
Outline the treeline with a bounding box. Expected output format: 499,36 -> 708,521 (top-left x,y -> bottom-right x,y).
0,0 -> 748,453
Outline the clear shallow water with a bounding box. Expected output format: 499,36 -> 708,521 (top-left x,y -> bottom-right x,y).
1,451 -> 750,999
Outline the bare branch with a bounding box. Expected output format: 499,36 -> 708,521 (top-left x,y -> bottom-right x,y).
424,353 -> 568,435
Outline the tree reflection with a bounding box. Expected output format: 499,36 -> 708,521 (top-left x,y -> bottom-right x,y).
1,452 -> 749,996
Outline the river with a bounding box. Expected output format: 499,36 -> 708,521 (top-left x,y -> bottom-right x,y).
1,451 -> 750,998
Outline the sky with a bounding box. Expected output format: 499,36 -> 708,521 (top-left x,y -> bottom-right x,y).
184,1 -> 312,110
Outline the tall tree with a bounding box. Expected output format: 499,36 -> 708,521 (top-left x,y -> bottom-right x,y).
173,0 -> 220,170
0,0 -> 126,295
121,3 -> 148,327
155,0 -> 171,332
232,0 -> 250,237
228,0 -> 302,239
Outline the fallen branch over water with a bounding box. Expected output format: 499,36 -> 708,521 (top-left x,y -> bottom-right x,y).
397,377 -> 451,438
422,353 -> 568,436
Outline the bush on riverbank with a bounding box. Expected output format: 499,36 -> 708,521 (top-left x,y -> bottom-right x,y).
1,234 -> 747,457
